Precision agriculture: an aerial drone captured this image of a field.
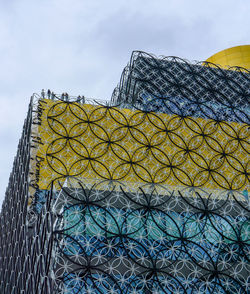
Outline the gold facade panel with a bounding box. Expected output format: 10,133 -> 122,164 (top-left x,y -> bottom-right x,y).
30,99 -> 249,193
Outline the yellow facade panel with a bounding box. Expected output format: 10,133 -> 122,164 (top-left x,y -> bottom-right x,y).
29,99 -> 249,196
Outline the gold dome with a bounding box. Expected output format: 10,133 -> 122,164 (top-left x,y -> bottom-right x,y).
206,45 -> 250,69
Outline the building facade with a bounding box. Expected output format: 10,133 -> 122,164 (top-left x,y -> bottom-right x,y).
0,49 -> 249,293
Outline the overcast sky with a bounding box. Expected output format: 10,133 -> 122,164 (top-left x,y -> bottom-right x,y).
0,0 -> 249,208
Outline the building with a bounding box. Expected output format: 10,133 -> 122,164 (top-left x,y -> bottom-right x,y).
0,46 -> 249,293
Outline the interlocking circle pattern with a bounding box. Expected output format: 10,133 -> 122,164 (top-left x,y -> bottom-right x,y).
0,50 -> 249,293
35,100 -> 248,194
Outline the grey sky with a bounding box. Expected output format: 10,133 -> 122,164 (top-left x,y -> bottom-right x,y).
0,0 -> 249,207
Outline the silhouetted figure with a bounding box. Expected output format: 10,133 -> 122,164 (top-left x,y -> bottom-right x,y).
76,95 -> 81,103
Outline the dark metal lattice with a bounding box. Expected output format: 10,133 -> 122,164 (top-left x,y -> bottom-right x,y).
112,51 -> 250,124
0,51 -> 249,293
0,99 -> 54,293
